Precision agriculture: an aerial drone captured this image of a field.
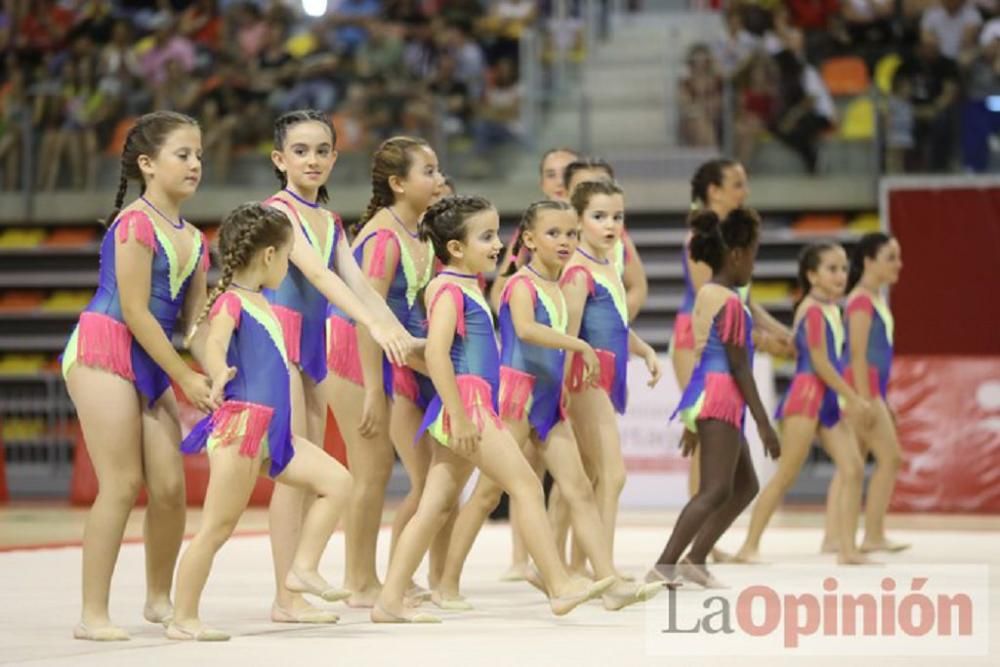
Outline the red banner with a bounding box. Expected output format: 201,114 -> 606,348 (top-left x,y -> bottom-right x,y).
887,187 -> 1000,356
889,356 -> 1000,512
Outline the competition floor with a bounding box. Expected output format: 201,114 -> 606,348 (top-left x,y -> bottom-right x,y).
1,505 -> 997,667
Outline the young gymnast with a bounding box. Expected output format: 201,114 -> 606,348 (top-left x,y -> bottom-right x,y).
263,112 -> 417,622
821,233 -> 908,554
677,160 -> 793,505
488,147 -> 580,581
560,180 -> 661,576
372,195 -> 616,623
648,208 -> 780,587
545,157 -> 651,577
61,111 -> 213,641
326,136 -> 446,607
489,148 -> 580,311
432,200 -> 663,610
733,243 -> 875,565
170,203 -> 353,641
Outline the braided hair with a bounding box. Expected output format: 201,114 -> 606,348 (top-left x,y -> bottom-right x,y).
104,111 -> 199,226
354,136 -> 430,237
192,203 -> 293,332
503,200 -> 573,276
419,195 -> 494,266
272,109 -> 338,204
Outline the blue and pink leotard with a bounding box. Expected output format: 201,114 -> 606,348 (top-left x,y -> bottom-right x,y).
775,300 -> 845,428
674,289 -> 755,431
61,210 -> 208,406
497,273 -> 568,441
418,279 -> 503,447
326,225 -> 437,407
842,291 -> 893,399
181,291 -> 294,477
262,195 -> 343,385
561,256 -> 630,414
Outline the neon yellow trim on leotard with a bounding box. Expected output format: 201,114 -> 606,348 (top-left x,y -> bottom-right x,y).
150,224 -> 204,301
534,284 -> 568,333
591,270 -> 629,328
872,295 -> 894,343
235,294 -> 289,369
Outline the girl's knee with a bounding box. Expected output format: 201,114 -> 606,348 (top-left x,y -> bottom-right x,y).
200,517 -> 240,550
697,483 -> 733,510
147,475 -> 186,510
557,476 -> 596,508
507,478 -> 545,508
471,486 -> 503,513
100,475 -> 144,508
839,457 -> 865,486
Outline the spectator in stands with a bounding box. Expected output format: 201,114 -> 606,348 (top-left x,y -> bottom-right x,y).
328,0 -> 382,57
896,31 -> 960,170
179,0 -> 224,51
0,60 -> 25,190
841,0 -> 894,53
678,43 -> 723,148
33,56 -> 68,191
960,17 -> 1000,171
230,2 -> 269,61
430,52 -> 474,140
769,48 -> 835,172
485,0 -> 537,64
885,70 -> 916,173
734,51 -> 778,165
786,0 -> 846,62
15,0 -> 75,60
473,57 -> 522,158
138,15 -> 196,88
443,23 -> 487,101
356,20 -> 405,79
920,0 -> 982,62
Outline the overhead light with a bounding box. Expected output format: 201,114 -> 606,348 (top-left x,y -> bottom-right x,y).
302,0 -> 327,18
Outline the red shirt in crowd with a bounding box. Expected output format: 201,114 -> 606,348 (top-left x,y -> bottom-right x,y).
787,0 -> 841,30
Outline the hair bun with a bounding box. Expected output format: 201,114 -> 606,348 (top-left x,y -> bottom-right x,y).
689,210 -> 721,235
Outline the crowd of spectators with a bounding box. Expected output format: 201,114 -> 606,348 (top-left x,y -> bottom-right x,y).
0,0 -> 540,190
677,0 -> 1000,174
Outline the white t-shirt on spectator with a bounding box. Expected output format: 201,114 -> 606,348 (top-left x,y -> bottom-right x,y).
804,65 -> 837,122
921,2 -> 982,59
979,17 -> 1000,46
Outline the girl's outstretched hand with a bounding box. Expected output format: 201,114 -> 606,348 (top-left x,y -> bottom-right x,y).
644,349 -> 662,387
369,318 -> 417,367
450,414 -> 481,457
759,422 -> 781,459
209,366 -> 237,406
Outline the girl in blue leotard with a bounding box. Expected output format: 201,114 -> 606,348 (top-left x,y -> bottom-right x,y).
433,201 -> 662,611
263,113 -> 417,621
735,242 -> 875,566
822,233 -> 908,555
62,111 -> 215,641
649,208 -> 779,588
170,203 -> 354,641
372,196 -> 615,623
560,179 -> 661,578
325,137 -> 447,606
